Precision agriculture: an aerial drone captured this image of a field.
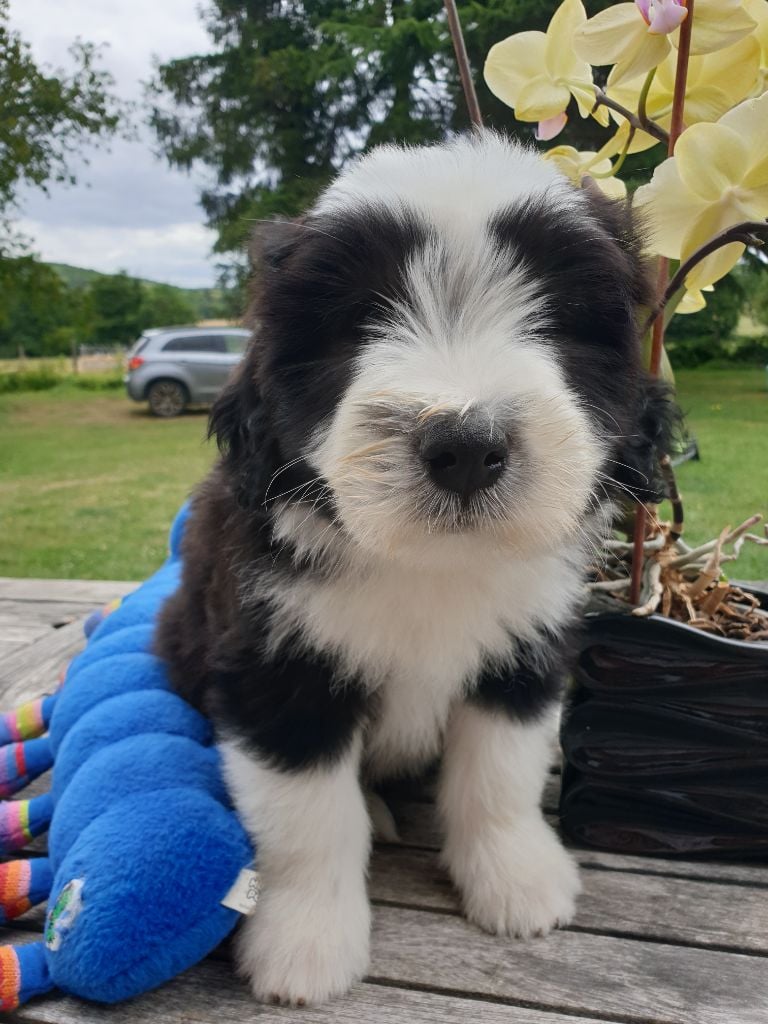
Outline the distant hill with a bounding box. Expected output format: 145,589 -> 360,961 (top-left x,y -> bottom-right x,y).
46,263 -> 231,321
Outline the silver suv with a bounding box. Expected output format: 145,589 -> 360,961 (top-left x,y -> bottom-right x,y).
125,326 -> 250,417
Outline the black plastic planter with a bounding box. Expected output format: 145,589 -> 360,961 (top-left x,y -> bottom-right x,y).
559,588 -> 768,858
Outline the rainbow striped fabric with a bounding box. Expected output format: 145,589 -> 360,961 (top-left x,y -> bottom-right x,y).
0,801 -> 33,851
0,699 -> 46,745
0,947 -> 21,1012
0,861 -> 31,922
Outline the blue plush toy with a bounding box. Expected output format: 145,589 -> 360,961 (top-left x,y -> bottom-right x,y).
0,505 -> 256,1011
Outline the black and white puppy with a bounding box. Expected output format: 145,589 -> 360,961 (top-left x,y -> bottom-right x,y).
157,132 -> 666,1005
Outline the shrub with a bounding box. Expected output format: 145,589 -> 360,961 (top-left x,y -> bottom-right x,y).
0,367 -> 60,393
665,332 -> 768,369
72,370 -> 123,390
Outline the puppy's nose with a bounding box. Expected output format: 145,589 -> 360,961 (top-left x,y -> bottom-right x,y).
420,420 -> 509,497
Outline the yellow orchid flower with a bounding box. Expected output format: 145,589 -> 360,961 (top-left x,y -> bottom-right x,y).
543,145 -> 627,197
634,91 -> 768,290
743,0 -> 768,90
573,0 -> 757,87
676,287 -> 712,313
601,35 -> 761,156
484,0 -> 609,140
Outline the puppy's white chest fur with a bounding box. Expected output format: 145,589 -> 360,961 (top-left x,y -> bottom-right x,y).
265,535 -> 584,778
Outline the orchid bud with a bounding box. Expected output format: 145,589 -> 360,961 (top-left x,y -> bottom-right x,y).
636,0 -> 689,35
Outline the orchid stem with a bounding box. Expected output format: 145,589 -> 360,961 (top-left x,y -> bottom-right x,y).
637,67 -> 656,129
643,220 -> 768,334
648,0 -> 695,378
610,126 -> 635,177
630,503 -> 649,606
592,88 -> 669,145
590,70 -> 653,182
668,0 -> 695,145
588,125 -> 636,179
630,0 -> 695,606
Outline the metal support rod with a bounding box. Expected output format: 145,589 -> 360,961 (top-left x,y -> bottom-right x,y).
443,0 -> 483,128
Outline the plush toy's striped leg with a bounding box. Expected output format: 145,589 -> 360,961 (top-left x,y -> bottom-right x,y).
0,697 -> 56,745
0,795 -> 54,854
0,943 -> 54,1010
0,738 -> 54,799
0,859 -> 53,922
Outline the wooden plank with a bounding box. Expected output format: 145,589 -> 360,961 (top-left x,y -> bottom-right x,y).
0,578 -> 137,605
575,847 -> 768,887
369,846 -> 768,953
0,620 -> 84,706
9,883 -> 768,1023
14,838 -> 768,950
388,798 -> 768,887
0,615 -> 50,645
0,640 -> 30,657
5,950 -> 626,1024
0,600 -> 95,630
369,905 -> 768,1024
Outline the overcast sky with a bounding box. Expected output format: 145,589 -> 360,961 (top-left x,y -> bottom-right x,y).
11,0 -> 220,288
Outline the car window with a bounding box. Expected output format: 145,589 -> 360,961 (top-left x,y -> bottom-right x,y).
128,336 -> 150,357
224,334 -> 248,354
161,335 -> 227,353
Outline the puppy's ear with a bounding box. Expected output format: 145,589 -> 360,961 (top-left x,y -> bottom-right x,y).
209,358 -> 277,509
250,217 -> 306,271
580,179 -> 654,310
612,376 -> 683,503
209,218 -> 312,508
580,184 -> 682,502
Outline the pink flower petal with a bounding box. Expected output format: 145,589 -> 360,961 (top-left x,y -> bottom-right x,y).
635,0 -> 652,25
647,0 -> 688,35
536,112 -> 568,141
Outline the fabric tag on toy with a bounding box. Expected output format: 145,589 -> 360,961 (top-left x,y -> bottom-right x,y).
45,878 -> 85,951
221,868 -> 261,915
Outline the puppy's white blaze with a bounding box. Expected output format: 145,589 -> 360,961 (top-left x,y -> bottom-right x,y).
221,736 -> 371,1004
310,262 -> 604,560
313,133 -> 576,233
438,704 -> 582,938
395,237 -> 543,343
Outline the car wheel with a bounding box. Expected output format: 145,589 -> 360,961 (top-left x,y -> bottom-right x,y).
147,379 -> 188,418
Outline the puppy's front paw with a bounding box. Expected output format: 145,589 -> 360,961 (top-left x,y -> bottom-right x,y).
235,885 -> 371,1006
444,814 -> 581,939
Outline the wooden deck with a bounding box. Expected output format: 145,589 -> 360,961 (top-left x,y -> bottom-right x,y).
2,576 -> 768,1024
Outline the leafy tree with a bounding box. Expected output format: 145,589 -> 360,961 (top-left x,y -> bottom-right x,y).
0,257 -> 74,357
139,283 -> 196,331
742,254 -> 768,332
0,0 -> 125,255
752,285 -> 768,328
88,272 -> 144,347
665,273 -> 746,367
148,0 -> 616,275
150,0 -> 446,254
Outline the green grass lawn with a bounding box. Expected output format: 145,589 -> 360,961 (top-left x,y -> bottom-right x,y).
673,367 -> 767,581
0,385 -> 214,579
1,368 -> 766,581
